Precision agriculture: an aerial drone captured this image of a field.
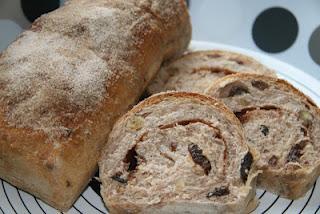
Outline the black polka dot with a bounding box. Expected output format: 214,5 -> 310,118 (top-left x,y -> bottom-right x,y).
309,26 -> 320,66
185,0 -> 190,7
21,0 -> 60,22
252,7 -> 298,53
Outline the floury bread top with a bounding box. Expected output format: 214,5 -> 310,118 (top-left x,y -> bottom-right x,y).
0,0 -> 191,142
0,0 -> 191,210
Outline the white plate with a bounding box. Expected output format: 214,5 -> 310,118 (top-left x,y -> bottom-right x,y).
1,41 -> 320,214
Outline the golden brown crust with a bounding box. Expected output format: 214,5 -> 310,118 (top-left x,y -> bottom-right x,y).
0,0 -> 191,211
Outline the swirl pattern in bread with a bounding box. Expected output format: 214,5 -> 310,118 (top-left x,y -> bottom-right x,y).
99,92 -> 259,213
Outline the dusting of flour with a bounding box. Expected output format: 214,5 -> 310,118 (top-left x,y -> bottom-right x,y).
0,0 -> 185,142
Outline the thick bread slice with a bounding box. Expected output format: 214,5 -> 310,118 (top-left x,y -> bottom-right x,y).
147,50 -> 275,94
0,0 -> 191,211
206,73 -> 320,199
99,92 -> 259,214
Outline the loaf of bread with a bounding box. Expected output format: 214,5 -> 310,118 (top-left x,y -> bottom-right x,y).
147,50 -> 275,95
206,73 -> 320,199
99,92 -> 259,214
0,0 -> 191,211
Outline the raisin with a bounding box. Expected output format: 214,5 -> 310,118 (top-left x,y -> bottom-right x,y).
188,143 -> 211,175
251,80 -> 269,90
300,127 -> 308,137
228,86 -> 249,97
268,155 -> 278,166
260,125 -> 269,136
240,152 -> 253,183
171,142 -> 177,152
287,141 -> 307,163
207,186 -> 230,198
234,111 -> 250,123
111,172 -> 127,184
124,146 -> 138,171
287,145 -> 302,162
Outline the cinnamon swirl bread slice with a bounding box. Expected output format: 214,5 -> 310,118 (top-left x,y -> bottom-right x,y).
206,73 -> 320,199
99,92 -> 259,214
147,50 -> 275,95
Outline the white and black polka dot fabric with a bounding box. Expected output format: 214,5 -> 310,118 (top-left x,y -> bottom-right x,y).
0,0 -> 64,51
189,0 -> 320,80
0,1 -> 320,213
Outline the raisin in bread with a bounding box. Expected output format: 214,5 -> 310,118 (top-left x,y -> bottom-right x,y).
206,73 -> 320,199
99,92 -> 259,214
147,50 -> 275,95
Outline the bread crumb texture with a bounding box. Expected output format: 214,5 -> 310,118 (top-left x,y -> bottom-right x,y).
100,94 -> 253,211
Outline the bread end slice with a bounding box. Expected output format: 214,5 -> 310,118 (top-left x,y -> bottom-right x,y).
147,50 -> 276,95
206,73 -> 320,199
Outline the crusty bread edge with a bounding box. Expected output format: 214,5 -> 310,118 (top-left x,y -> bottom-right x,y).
258,163 -> 320,199
206,73 -> 319,109
163,50 -> 274,71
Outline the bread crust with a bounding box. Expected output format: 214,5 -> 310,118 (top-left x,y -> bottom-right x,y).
99,92 -> 259,213
206,73 -> 320,199
0,0 -> 191,211
206,73 -> 318,109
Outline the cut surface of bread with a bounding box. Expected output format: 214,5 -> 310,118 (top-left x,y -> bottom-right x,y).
147,50 -> 275,95
206,73 -> 320,199
99,92 -> 258,214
